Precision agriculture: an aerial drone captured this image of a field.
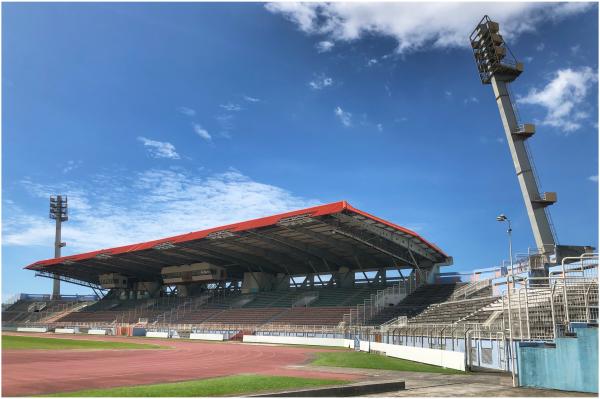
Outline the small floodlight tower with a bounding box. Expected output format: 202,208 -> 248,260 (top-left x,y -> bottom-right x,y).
49,195 -> 68,299
470,16 -> 593,272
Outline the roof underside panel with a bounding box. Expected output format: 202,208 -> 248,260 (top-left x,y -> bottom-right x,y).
25,201 -> 450,285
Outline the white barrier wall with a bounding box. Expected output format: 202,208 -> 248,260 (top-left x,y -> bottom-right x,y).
243,335 -> 353,348
88,329 -> 108,335
367,341 -> 465,371
146,331 -> 169,338
190,333 -> 225,341
55,328 -> 77,334
242,335 -> 464,371
17,327 -> 48,333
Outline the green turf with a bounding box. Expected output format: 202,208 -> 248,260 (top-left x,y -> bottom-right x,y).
42,374 -> 345,397
2,335 -> 167,350
311,351 -> 465,374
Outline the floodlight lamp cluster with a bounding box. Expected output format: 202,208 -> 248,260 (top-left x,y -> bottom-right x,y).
49,195 -> 68,221
470,15 -> 523,84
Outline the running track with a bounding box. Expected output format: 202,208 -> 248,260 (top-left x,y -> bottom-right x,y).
2,333 -> 360,396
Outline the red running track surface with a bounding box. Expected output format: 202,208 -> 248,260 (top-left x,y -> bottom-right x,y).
2,333 -> 360,396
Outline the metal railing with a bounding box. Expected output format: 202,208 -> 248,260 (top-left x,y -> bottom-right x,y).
343,272 -> 426,326
450,278 -> 493,300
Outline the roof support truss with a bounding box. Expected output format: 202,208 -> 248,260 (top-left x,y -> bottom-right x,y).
331,213 -> 438,262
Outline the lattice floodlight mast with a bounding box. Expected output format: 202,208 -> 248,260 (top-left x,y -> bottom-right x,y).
49,195 -> 68,299
470,16 -> 558,266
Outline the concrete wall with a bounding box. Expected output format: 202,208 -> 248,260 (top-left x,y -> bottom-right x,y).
366,341 -> 465,371
190,333 -> 224,341
242,272 -> 274,293
55,328 -> 77,334
88,329 -> 108,335
17,327 -> 48,333
518,326 -> 598,393
243,335 -> 352,348
243,335 -> 464,371
146,331 -> 169,338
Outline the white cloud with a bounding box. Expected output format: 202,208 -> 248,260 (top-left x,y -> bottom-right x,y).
220,103 -> 242,112
367,58 -> 378,67
334,106 -> 352,127
215,115 -> 234,132
571,44 -> 581,55
479,135 -> 505,145
309,74 -> 333,90
178,106 -> 196,117
376,123 -> 383,132
445,90 -> 453,98
192,123 -> 212,141
243,95 -> 261,103
316,40 -> 334,53
384,84 -> 392,97
517,67 -> 597,132
589,175 -> 598,183
137,137 -> 180,159
4,169 -> 320,251
266,3 -> 590,54
536,43 -> 545,52
464,96 -> 479,104
62,160 -> 83,174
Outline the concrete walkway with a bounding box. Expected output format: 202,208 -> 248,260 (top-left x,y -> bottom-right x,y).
294,366 -> 594,397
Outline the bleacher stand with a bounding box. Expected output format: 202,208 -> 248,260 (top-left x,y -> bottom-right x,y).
366,283 -> 465,325
7,282 -> 504,331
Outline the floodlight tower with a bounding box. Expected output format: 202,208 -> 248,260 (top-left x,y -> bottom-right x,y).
470,16 -> 558,272
49,195 -> 68,299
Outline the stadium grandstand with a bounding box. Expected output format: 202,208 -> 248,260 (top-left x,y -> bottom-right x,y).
5,200 -> 594,334
4,202 -> 599,391
7,201 -> 456,327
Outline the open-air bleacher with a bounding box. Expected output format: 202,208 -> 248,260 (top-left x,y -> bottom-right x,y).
15,282 -> 506,329
49,284 -> 392,328
269,306 -> 351,326
58,296 -> 188,324
408,296 -> 500,324
366,283 -> 465,325
2,298 -> 95,325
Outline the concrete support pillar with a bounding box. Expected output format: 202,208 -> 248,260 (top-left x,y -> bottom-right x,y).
275,273 -> 290,290
336,267 -> 355,288
241,272 -> 275,294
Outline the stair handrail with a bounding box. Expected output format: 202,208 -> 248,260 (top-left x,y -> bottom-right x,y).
343,274 -> 422,326
451,278 -> 493,300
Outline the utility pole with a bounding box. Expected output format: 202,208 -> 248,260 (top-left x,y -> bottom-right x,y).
49,195 -> 68,299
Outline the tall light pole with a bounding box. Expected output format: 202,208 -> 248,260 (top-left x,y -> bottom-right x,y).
497,214 -> 514,277
49,195 -> 68,299
497,213 -> 517,387
471,16 -> 556,265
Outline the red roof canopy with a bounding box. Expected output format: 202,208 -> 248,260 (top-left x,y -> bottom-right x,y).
26,201 -> 450,284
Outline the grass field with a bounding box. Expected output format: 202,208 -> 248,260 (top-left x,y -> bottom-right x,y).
2,335 -> 167,350
312,351 -> 465,374
42,374 -> 345,397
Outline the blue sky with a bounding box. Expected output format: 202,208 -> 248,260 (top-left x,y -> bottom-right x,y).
2,2 -> 598,297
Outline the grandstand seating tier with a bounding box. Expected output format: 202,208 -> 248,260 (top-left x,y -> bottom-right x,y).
5,283 -> 505,328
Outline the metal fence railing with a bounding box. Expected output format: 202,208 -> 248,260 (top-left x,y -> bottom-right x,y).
343,271 -> 429,326
450,278 -> 493,300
